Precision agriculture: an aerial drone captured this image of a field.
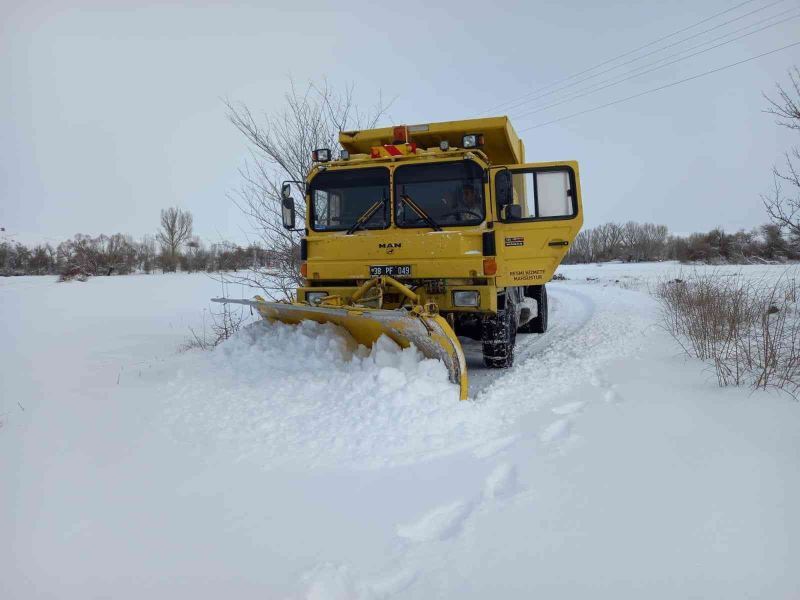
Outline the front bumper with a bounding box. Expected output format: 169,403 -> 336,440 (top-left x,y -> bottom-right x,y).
297,283 -> 498,313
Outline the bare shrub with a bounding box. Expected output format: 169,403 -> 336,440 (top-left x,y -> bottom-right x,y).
54,234 -> 139,276
655,271 -> 800,397
182,303 -> 250,351
182,284 -> 253,351
58,266 -> 89,282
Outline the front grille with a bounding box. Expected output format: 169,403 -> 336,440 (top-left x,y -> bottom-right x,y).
425,279 -> 445,294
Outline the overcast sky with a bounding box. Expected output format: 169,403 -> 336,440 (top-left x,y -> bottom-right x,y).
2,0 -> 799,246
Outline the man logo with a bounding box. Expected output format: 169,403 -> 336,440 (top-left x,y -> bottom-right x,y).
379,242 -> 401,254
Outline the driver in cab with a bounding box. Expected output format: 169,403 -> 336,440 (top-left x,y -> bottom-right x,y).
455,184 -> 482,222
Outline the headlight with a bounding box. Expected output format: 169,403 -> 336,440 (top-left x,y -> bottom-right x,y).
462,133 -> 484,149
306,292 -> 328,305
312,148 -> 331,162
453,290 -> 479,307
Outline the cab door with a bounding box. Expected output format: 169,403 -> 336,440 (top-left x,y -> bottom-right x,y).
489,161 -> 583,287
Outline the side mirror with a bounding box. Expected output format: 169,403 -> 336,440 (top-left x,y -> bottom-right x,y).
281,182 -> 292,200
502,204 -> 522,220
281,195 -> 296,230
495,171 -> 513,208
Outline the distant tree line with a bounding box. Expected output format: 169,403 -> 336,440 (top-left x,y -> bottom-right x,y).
563,221 -> 799,264
7,218 -> 797,275
0,207 -> 280,277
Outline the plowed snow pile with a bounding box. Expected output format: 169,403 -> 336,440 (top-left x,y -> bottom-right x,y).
165,320 -> 502,469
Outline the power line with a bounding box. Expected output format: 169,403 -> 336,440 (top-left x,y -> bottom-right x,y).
511,10 -> 799,121
518,40 -> 800,132
501,0 -> 787,115
486,0 -> 770,113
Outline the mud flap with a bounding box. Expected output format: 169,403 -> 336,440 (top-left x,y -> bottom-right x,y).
212,298 -> 469,400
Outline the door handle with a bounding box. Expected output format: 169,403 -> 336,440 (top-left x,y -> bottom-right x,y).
548,240 -> 569,247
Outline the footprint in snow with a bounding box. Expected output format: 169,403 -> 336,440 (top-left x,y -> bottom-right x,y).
303,563 -> 418,598
396,500 -> 474,543
589,369 -> 608,388
588,367 -> 624,403
301,562 -> 358,599
603,384 -> 624,403
540,418 -> 572,445
483,462 -> 521,501
551,401 -> 586,415
472,434 -> 519,459
366,567 -> 419,597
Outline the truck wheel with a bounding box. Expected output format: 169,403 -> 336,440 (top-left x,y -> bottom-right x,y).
481,294 -> 517,368
518,285 -> 548,334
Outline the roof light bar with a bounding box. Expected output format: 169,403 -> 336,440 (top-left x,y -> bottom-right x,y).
462,134 -> 484,149
312,148 -> 331,162
392,126 -> 409,143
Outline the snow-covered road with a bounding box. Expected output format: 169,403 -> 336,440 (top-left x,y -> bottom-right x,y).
465,283 -> 599,396
2,265 -> 799,598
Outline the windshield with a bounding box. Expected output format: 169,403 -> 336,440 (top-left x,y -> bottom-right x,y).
394,161 -> 485,228
309,167 -> 389,231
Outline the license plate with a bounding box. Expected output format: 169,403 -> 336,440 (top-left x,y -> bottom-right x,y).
370,265 -> 411,278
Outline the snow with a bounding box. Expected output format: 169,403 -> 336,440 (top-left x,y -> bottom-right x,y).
164,320 -> 497,469
2,264 -> 799,598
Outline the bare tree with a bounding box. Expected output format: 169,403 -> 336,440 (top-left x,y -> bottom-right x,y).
157,207 -> 193,272
223,79 -> 392,300
565,228 -> 594,263
620,222 -> 668,261
763,67 -> 800,240
138,235 -> 158,273
591,222 -> 625,261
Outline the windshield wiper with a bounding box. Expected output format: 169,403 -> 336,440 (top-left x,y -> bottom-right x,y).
346,191 -> 387,235
399,190 -> 442,231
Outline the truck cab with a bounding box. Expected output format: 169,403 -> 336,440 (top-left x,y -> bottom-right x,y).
281,116 -> 583,368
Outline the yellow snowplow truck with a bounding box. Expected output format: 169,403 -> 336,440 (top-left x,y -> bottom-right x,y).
218,117 -> 583,399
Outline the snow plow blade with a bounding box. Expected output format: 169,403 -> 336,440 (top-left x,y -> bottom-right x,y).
212,295 -> 469,400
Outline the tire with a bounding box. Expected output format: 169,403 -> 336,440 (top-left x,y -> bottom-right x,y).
481,293 -> 518,368
518,285 -> 548,334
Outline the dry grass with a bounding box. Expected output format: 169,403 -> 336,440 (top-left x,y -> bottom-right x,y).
654,270 -> 800,398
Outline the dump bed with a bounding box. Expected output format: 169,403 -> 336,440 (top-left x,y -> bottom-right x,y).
339,116 -> 525,165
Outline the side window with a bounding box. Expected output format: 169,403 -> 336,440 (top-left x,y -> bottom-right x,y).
537,171 -> 573,217
508,169 -> 575,220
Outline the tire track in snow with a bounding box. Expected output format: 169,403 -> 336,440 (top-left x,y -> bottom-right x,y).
465,283 -> 597,398
470,282 -> 653,422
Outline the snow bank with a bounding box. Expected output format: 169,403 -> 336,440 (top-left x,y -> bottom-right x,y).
164,319 -> 503,469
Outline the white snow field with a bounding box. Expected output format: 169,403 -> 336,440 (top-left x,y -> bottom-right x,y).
2,263 -> 799,599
